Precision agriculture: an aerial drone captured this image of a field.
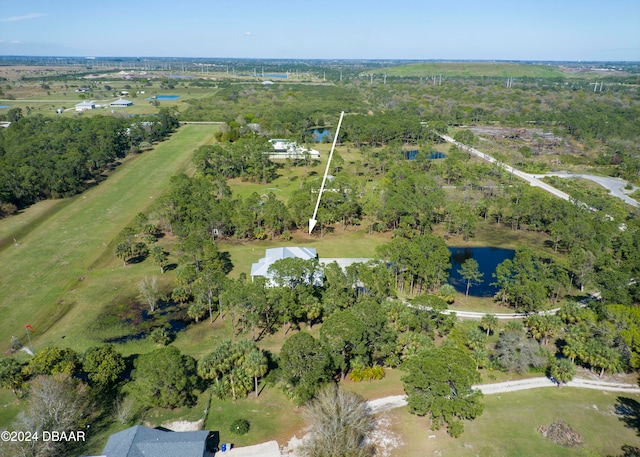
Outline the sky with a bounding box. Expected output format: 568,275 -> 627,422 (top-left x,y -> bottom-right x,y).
0,0 -> 638,61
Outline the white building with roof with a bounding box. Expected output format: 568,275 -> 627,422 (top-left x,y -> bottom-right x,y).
110,98 -> 133,107
266,139 -> 320,160
250,247 -> 372,287
75,100 -> 95,112
251,247 -> 318,285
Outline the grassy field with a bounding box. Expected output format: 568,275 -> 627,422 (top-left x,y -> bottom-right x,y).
0,83 -> 219,117
388,388 -> 640,457
0,124 -> 217,353
380,62 -> 566,78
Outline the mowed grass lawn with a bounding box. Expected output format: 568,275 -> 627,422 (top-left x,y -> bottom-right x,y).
386,388 -> 640,457
0,125 -> 217,352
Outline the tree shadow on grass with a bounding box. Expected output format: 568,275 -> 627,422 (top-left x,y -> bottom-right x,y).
607,445 -> 640,457
616,396 -> 640,436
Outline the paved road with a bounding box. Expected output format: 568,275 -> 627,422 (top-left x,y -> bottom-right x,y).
541,172 -> 640,208
439,134 -> 586,205
440,133 -> 640,209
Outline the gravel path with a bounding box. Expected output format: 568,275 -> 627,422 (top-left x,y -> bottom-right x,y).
365,376 -> 640,413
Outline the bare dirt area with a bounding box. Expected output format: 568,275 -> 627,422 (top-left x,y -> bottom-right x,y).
466,125 -> 583,158
467,125 -> 560,143
162,419 -> 204,431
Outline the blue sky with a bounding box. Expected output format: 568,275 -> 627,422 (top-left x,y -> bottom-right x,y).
0,0 -> 638,60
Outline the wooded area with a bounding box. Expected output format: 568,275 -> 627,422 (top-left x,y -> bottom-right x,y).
1,62 -> 639,456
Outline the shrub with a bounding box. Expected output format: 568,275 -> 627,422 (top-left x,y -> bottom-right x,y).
230,419 -> 250,435
149,327 -> 171,346
349,366 -> 385,382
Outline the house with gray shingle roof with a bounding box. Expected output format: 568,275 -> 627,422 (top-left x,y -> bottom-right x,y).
101,425 -> 211,457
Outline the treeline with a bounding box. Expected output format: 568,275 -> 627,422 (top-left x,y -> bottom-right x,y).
0,108 -> 179,214
181,83 -> 365,138
147,135 -> 640,310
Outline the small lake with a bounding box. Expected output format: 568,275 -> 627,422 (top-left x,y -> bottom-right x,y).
447,247 -> 515,297
145,95 -> 179,100
0,105 -> 11,109
405,150 -> 447,160
255,73 -> 288,78
307,127 -> 331,142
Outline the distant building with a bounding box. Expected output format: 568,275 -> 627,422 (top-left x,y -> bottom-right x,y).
100,425 -> 211,457
110,98 -> 133,107
250,247 -> 372,287
251,247 -> 319,285
266,139 -> 320,160
75,101 -> 95,112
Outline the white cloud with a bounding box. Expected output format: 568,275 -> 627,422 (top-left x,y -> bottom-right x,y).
244,32 -> 253,37
0,13 -> 47,23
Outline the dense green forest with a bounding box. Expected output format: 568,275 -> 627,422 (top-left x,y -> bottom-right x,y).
0,108 -> 179,214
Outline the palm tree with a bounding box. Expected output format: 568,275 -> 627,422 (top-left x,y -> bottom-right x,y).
198,340 -> 233,387
480,314 -> 498,336
244,349 -> 268,397
549,358 -> 575,388
115,241 -> 132,266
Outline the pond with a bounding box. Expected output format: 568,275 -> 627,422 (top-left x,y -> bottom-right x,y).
0,105 -> 11,109
307,127 -> 331,142
405,150 -> 447,160
145,95 -> 179,100
447,247 -> 515,297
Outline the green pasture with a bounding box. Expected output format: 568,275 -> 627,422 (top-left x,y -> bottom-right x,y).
380,62 -> 566,78
0,83 -> 219,118
393,388 -> 640,457
0,124 -> 217,353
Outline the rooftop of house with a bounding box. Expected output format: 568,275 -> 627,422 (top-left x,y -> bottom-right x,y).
101,425 -> 210,457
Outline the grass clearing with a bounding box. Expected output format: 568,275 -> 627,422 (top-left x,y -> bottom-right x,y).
0,125 -> 217,352
0,390 -> 21,429
388,389 -> 640,457
203,388 -> 306,447
381,62 -> 566,79
220,224 -> 391,280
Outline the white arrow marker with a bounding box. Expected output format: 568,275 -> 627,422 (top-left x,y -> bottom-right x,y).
309,110 -> 345,234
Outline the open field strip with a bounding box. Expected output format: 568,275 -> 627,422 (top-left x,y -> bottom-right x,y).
380,62 -> 566,78
0,125 -> 217,351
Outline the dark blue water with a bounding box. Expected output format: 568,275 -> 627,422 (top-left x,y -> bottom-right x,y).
447,247 -> 515,297
405,150 -> 447,160
254,73 -> 288,78
146,95 -> 179,100
307,128 -> 330,142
